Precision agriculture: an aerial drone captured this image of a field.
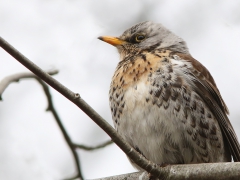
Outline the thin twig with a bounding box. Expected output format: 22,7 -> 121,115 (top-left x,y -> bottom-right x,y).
36,79 -> 83,180
0,70 -> 58,100
0,71 -> 83,180
74,140 -> 113,151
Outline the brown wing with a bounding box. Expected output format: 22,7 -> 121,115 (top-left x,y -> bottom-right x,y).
177,53 -> 240,161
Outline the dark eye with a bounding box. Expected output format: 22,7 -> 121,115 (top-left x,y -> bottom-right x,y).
130,33 -> 146,43
135,34 -> 145,42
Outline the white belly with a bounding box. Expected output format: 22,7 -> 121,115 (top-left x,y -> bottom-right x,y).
116,80 -> 189,164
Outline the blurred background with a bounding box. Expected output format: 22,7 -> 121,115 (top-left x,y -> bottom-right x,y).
0,0 -> 240,179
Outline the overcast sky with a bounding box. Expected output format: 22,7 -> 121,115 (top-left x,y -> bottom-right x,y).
1,1 -> 240,179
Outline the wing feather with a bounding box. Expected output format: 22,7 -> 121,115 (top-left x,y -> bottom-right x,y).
176,53 -> 240,161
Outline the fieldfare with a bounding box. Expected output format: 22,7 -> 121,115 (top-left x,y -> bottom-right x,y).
98,21 -> 240,169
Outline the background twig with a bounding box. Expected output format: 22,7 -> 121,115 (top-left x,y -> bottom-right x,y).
0,71 -> 83,180
74,140 -> 113,151
0,70 -> 58,100
36,78 -> 83,180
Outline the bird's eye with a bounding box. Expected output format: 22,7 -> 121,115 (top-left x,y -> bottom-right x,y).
129,33 -> 146,43
135,34 -> 145,42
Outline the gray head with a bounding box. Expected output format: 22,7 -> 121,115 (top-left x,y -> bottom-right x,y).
99,21 -> 189,59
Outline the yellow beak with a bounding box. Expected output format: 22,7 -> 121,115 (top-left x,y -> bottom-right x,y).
98,36 -> 125,46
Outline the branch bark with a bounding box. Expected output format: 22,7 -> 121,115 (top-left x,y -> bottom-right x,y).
94,162 -> 240,180
1,36 -> 240,179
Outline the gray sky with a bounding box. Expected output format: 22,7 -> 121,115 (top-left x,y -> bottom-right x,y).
1,0 -> 240,179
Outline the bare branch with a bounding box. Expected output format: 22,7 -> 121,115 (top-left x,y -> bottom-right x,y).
74,140 -> 113,151
0,71 -> 83,180
0,70 -> 58,100
93,162 -> 240,180
1,36 -> 240,179
0,36 -> 170,179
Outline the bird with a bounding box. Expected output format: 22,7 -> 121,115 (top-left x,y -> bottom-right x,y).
98,21 -> 240,170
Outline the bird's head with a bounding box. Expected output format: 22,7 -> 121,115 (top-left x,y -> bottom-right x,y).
98,21 -> 189,60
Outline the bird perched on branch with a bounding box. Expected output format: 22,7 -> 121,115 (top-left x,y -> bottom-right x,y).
98,21 -> 240,169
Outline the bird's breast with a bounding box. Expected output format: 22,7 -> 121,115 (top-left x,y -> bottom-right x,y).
109,50 -> 178,128
111,50 -> 172,90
